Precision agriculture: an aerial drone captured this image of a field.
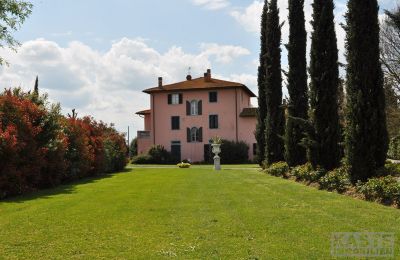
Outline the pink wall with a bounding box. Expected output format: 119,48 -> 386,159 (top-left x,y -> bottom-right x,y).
137,133 -> 152,155
144,114 -> 151,131
146,87 -> 256,162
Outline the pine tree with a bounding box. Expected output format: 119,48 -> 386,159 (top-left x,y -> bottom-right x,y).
308,0 -> 341,170
284,0 -> 308,167
255,0 -> 268,165
264,0 -> 285,165
345,0 -> 388,182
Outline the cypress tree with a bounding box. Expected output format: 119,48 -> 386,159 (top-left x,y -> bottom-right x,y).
255,0 -> 268,165
345,0 -> 388,182
308,0 -> 341,170
284,0 -> 308,167
34,76 -> 39,95
264,0 -> 285,165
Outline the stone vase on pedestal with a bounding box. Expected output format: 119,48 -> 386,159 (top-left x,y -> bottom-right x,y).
211,143 -> 221,171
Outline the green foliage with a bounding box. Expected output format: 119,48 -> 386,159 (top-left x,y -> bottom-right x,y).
388,135 -> 400,160
131,154 -> 152,164
290,163 -> 325,183
131,145 -> 173,164
255,0 -> 268,165
219,140 -> 249,164
264,0 -> 285,165
356,176 -> 400,205
319,167 -> 351,193
308,0 -> 341,170
345,0 -> 389,182
129,137 -> 137,157
284,0 -> 308,167
376,161 -> 400,177
0,0 -> 33,65
265,161 -> 289,178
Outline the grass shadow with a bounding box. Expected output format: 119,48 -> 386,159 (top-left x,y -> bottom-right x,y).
0,168 -> 132,204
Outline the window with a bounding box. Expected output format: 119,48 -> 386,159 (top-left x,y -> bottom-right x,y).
209,91 -> 218,102
172,94 -> 180,104
186,100 -> 202,116
209,115 -> 218,129
253,143 -> 257,155
187,127 -> 203,143
171,116 -> 180,130
190,100 -> 198,115
190,127 -> 198,142
168,93 -> 182,105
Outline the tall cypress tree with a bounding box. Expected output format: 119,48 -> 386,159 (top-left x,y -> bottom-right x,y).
34,76 -> 39,95
308,0 -> 341,170
345,0 -> 388,182
284,0 -> 308,167
264,0 -> 285,165
255,0 -> 268,165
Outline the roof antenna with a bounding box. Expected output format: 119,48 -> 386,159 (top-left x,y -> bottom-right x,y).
186,67 -> 192,81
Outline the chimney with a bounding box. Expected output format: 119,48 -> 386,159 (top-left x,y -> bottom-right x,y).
158,77 -> 163,88
204,69 -> 211,82
186,74 -> 192,81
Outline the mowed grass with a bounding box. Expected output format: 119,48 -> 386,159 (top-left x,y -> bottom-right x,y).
1,166 -> 400,259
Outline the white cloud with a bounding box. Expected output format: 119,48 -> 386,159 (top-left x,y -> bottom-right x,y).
230,1 -> 264,33
200,43 -> 251,63
0,38 -> 249,134
192,0 -> 230,10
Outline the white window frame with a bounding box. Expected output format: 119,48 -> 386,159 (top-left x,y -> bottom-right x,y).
171,94 -> 180,105
190,100 -> 198,115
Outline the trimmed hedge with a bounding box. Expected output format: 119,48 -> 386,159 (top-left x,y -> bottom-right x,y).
220,140 -> 249,164
131,145 -> 174,164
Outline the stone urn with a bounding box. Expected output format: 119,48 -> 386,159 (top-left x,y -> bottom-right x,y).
211,143 -> 221,171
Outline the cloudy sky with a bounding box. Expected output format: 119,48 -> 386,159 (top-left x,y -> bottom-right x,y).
0,0 -> 396,136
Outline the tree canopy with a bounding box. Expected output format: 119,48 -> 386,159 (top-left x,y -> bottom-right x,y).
0,0 -> 32,65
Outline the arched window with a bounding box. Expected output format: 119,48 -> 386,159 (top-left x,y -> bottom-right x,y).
190,127 -> 198,142
190,100 -> 198,115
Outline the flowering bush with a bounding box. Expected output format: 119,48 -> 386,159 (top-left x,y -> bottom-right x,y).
265,162 -> 290,178
177,162 -> 191,168
0,88 -> 127,198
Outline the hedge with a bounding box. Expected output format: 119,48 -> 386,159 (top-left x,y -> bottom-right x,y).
0,88 -> 127,198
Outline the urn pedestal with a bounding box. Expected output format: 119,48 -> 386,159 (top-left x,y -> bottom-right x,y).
211,144 -> 221,171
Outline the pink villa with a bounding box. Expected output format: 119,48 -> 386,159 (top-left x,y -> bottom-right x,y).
135,69 -> 257,162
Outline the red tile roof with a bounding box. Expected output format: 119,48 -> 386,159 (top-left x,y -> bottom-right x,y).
135,109 -> 151,115
239,107 -> 257,117
143,77 -> 257,97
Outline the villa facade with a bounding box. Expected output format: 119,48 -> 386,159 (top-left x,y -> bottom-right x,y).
136,69 -> 257,162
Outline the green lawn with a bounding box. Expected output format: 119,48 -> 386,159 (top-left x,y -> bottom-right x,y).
1,166 -> 400,259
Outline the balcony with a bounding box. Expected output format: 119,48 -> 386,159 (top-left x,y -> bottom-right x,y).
137,131 -> 151,139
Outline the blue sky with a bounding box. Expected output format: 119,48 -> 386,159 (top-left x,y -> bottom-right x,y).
0,0 -> 396,135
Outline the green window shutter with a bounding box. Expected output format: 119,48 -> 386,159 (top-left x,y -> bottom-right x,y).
179,94 -> 183,104
198,127 -> 203,142
198,100 -> 202,115
186,101 -> 190,115
187,128 -> 191,142
168,94 -> 172,104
